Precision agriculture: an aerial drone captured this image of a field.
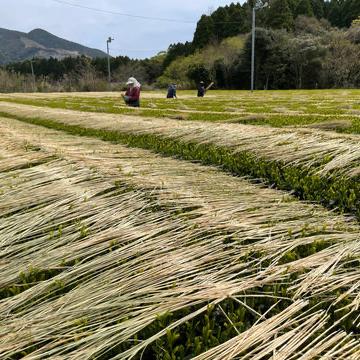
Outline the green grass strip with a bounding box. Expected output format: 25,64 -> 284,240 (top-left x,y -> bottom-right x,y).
0,110 -> 359,220
2,97 -> 360,134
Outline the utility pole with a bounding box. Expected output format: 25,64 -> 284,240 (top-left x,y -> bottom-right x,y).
106,37 -> 114,85
30,60 -> 36,92
251,0 -> 268,92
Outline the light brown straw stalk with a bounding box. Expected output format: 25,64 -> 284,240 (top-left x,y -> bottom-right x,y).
0,116 -> 359,359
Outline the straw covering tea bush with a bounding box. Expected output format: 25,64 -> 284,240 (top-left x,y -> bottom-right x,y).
1,90 -> 360,359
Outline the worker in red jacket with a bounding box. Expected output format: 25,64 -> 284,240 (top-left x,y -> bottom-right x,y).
122,77 -> 141,107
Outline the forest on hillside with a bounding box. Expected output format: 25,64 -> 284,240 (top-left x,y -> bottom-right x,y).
1,0 -> 359,92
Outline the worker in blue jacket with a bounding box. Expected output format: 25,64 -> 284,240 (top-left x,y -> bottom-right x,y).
167,83 -> 177,99
197,81 -> 205,97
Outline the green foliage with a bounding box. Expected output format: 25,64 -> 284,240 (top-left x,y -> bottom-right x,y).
295,0 -> 315,17
267,0 -> 294,30
161,0 -> 358,88
1,96 -> 360,357
1,107 -> 359,221
93,279 -> 357,358
187,64 -> 211,84
311,0 -> 325,18
289,35 -> 326,89
157,36 -> 245,89
0,266 -> 61,300
323,31 -> 360,88
193,15 -> 215,50
3,89 -> 360,128
353,16 -> 360,27
192,3 -> 250,49
163,42 -> 193,69
3,53 -> 165,92
187,0 -> 359,53
327,0 -> 360,28
160,15 -> 360,91
1,0 -> 359,93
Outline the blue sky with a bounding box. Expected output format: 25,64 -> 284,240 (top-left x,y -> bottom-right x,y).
2,0 -> 243,58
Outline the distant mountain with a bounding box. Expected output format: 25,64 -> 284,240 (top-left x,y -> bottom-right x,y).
0,27 -> 108,64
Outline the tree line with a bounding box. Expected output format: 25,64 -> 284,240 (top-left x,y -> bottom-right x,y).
191,0 -> 359,49
0,1 -> 359,92
4,55 -> 163,85
159,12 -> 360,90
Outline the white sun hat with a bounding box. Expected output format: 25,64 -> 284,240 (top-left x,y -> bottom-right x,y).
126,77 -> 141,87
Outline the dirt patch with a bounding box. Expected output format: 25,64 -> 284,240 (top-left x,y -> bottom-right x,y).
272,107 -> 304,115
226,114 -> 269,124
168,114 -> 189,120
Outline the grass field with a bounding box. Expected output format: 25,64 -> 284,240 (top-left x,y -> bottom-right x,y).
1,89 -> 360,133
0,90 -> 360,359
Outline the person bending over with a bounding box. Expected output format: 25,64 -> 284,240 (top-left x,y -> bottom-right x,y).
167,83 -> 177,99
122,77 -> 141,107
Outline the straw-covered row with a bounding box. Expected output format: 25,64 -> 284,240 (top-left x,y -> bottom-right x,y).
0,116 -> 360,359
1,90 -> 360,133
0,101 -> 359,220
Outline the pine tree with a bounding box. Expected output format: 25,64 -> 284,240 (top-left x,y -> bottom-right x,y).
327,0 -> 343,27
295,0 -> 314,17
193,15 -> 215,49
267,0 -> 294,30
227,4 -> 249,36
211,7 -> 230,41
311,0 -> 325,19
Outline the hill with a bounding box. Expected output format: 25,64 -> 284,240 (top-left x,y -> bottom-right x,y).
0,27 -> 107,64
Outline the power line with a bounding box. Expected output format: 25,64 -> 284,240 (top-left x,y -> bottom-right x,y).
50,0 -> 252,26
50,0 -> 197,24
109,48 -> 165,53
